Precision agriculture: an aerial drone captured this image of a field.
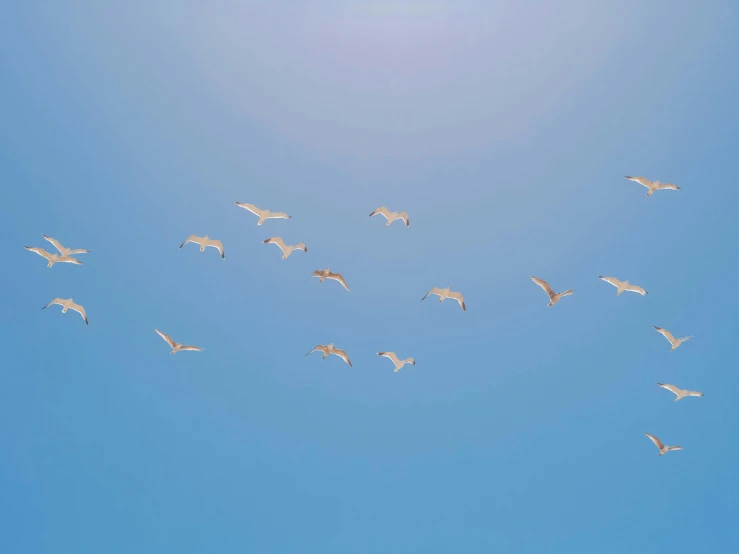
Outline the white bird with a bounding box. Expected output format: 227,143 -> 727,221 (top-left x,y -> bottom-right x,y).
179,234 -> 225,259
531,276 -> 574,307
653,326 -> 693,352
645,432 -> 683,456
369,207 -> 410,227
307,267 -> 350,291
377,352 -> 416,372
235,202 -> 292,225
420,287 -> 466,311
657,383 -> 704,402
263,237 -> 308,259
625,176 -> 680,196
42,234 -> 90,257
305,343 -> 352,367
42,297 -> 88,325
598,276 -> 648,296
24,246 -> 83,268
155,329 -> 203,354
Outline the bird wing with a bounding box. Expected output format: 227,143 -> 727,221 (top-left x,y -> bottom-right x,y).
207,239 -> 225,259
448,291 -> 466,311
625,176 -> 652,189
25,246 -> 52,261
57,256 -> 82,265
655,182 -> 679,191
624,283 -> 647,295
180,235 -> 202,248
179,345 -> 203,352
657,383 -> 682,397
155,329 -> 176,348
686,390 -> 704,397
531,277 -> 555,300
653,326 -> 677,346
69,302 -> 88,325
43,298 -> 65,309
559,289 -> 575,298
421,287 -> 443,301
377,351 -> 400,365
266,211 -> 291,220
263,237 -> 288,254
399,212 -> 410,227
599,276 -> 623,289
235,202 -> 264,217
305,345 -> 325,356
294,243 -> 308,252
645,432 -> 664,451
42,234 -> 65,254
369,206 -> 392,220
332,349 -> 352,367
666,446 -> 684,452
327,272 -> 350,291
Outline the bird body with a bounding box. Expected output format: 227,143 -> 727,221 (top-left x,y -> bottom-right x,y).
369,206 -> 410,227
420,287 -> 466,311
377,352 -> 416,372
43,297 -> 88,325
531,276 -> 574,307
235,202 -> 291,225
305,343 -> 352,366
42,234 -> 90,257
625,176 -> 680,196
180,235 -> 225,259
155,329 -> 203,354
645,432 -> 683,456
657,383 -> 704,402
263,237 -> 307,259
653,326 -> 692,351
308,267 -> 350,291
598,276 -> 647,296
25,246 -> 82,268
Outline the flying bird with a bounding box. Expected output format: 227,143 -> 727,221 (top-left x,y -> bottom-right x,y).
657,383 -> 704,402
377,352 -> 416,372
625,176 -> 680,196
369,207 -> 410,227
42,234 -> 90,257
25,246 -> 82,268
531,276 -> 574,307
653,326 -> 693,352
645,432 -> 683,456
598,276 -> 647,296
234,202 -> 291,225
305,343 -> 352,367
263,237 -> 308,259
155,329 -> 203,354
307,267 -> 349,291
179,235 -> 225,259
42,297 -> 88,325
420,287 -> 466,311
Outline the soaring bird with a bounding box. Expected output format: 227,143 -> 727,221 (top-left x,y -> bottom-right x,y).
307,268 -> 350,291
625,176 -> 680,196
645,432 -> 683,456
657,383 -> 704,402
25,246 -> 82,268
420,287 -> 466,311
369,207 -> 410,227
263,237 -> 308,260
598,276 -> 648,296
179,235 -> 225,259
234,202 -> 291,225
653,326 -> 693,352
531,276 -> 574,307
42,234 -> 90,257
155,329 -> 203,354
377,352 -> 416,372
43,297 -> 88,325
305,343 -> 352,367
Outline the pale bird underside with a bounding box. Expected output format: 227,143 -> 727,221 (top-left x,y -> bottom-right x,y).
308,268 -> 350,291
155,329 -> 203,354
25,246 -> 83,267
420,287 -> 466,311
653,326 -> 692,351
377,352 -> 416,372
43,297 -> 88,325
263,237 -> 308,259
180,234 -> 225,259
598,276 -> 647,296
42,234 -> 90,257
645,432 -> 683,455
531,276 -> 574,306
625,176 -> 680,196
369,206 -> 410,227
657,383 -> 704,402
235,202 -> 292,225
305,344 -> 352,367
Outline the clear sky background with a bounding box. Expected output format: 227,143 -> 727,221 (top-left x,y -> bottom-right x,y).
2,1 -> 738,552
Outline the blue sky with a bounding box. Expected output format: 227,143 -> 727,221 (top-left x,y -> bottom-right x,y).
2,1 -> 738,552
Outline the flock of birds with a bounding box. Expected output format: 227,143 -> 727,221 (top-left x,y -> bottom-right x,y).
25,176 -> 698,456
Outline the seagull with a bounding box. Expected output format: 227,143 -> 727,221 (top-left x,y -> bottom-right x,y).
598,276 -> 648,296
645,432 -> 683,456
307,267 -> 350,291
625,176 -> 680,196
657,383 -> 704,402
263,237 -> 308,259
155,329 -> 203,354
42,297 -> 88,325
24,246 -> 82,268
531,276 -> 574,307
305,343 -> 352,367
234,202 -> 292,225
179,235 -> 225,259
369,207 -> 410,227
653,326 -> 693,352
42,234 -> 90,257
377,352 -> 416,372
420,287 -> 466,311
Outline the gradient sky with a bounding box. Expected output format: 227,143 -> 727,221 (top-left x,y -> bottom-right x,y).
2,1 -> 739,552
